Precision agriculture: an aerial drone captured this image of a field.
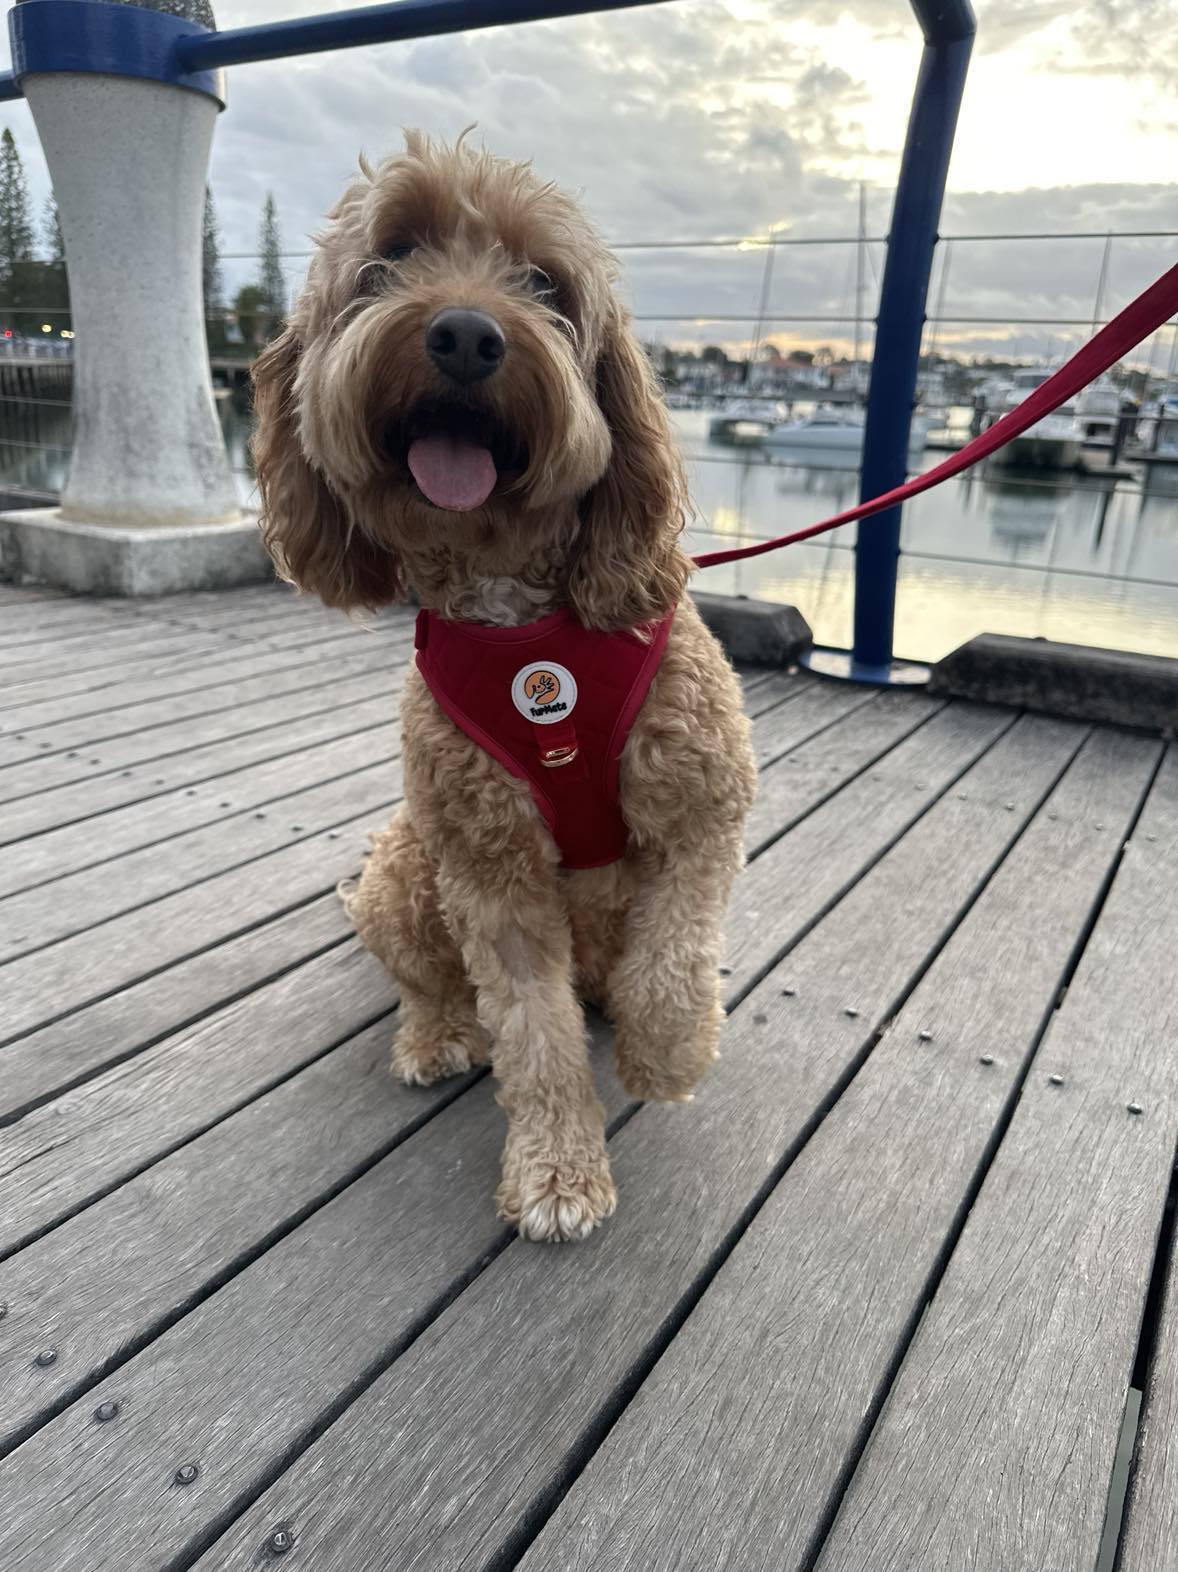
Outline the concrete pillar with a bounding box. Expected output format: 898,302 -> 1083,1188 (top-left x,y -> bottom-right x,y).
28,72 -> 239,526
0,0 -> 270,593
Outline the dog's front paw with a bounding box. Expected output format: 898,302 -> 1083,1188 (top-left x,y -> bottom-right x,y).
614,1015 -> 721,1104
391,1020 -> 488,1086
498,1152 -> 617,1243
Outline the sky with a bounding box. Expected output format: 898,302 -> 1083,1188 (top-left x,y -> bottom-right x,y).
2,0 -> 1176,365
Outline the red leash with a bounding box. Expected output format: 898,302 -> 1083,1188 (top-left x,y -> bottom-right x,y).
693,259 -> 1178,570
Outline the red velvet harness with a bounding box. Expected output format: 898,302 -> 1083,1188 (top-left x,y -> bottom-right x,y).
414,606 -> 673,869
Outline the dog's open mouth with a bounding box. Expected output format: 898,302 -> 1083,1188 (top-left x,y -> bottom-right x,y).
394,405 -> 524,513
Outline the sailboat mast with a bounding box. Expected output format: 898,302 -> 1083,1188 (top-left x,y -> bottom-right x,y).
1091,232 -> 1112,335
747,237 -> 776,390
853,182 -> 865,380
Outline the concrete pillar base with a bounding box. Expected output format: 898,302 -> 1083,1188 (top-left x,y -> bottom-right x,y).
0,507 -> 272,596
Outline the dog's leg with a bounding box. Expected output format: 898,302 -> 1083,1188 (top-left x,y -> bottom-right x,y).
437,850 -> 615,1244
345,809 -> 489,1086
609,827 -> 744,1104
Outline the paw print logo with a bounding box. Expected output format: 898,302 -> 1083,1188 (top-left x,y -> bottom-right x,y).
524,669 -> 561,705
512,659 -> 577,724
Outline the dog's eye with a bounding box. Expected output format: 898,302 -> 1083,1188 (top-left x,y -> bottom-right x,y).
385,242 -> 417,264
526,267 -> 557,302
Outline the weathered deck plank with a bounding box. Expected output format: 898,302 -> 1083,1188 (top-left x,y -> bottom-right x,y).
816,744 -> 1177,1571
745,686 -> 944,853
0,626 -> 410,766
0,619 -> 407,733
0,667 -> 398,805
0,724 -> 397,896
0,893 -> 351,1121
0,759 -> 401,960
1119,1195 -> 1178,1570
0,579 -> 1166,1572
0,625 -> 243,690
0,802 -> 396,1044
749,678 -> 876,767
178,717 -> 1073,1572
731,702 -> 1012,988
0,940 -> 397,1259
0,690 -> 398,843
515,725 -> 1159,1572
0,674 -> 809,896
0,607 -> 407,714
0,711 -> 1015,1572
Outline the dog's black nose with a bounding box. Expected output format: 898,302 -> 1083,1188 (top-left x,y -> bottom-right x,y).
426,309 -> 505,384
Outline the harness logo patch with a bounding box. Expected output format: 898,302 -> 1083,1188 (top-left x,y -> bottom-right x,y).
512,661 -> 578,724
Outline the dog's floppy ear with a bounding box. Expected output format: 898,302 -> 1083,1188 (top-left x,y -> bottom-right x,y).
252,328 -> 400,610
566,306 -> 691,630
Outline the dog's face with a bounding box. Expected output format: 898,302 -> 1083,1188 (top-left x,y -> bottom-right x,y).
253,134 -> 689,628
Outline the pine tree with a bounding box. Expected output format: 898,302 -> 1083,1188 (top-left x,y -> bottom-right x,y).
202,187 -> 227,352
0,128 -> 34,327
40,192 -> 71,329
202,188 -> 223,314
256,193 -> 285,339
43,192 -> 65,266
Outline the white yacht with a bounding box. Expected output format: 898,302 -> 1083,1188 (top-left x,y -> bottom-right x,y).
708,397 -> 792,443
763,405 -> 932,465
989,367 -> 1082,470
1076,377 -> 1122,449
1132,395 -> 1178,465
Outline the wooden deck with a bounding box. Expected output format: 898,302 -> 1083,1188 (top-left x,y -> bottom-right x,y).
0,579 -> 1176,1572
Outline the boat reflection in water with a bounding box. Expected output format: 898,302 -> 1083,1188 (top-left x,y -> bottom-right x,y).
671,408 -> 1178,663
985,476 -> 1065,553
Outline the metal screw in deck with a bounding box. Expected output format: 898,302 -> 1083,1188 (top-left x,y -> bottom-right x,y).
979,1054 -> 994,1066
265,1525 -> 295,1556
1048,1073 -> 1065,1087
781,985 -> 795,997
174,1463 -> 200,1486
918,1030 -> 934,1042
844,1006 -> 860,1019
1127,1102 -> 1144,1116
95,1400 -> 120,1423
34,1348 -> 57,1367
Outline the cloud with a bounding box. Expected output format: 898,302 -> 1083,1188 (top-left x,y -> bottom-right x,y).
0,0 -> 1173,366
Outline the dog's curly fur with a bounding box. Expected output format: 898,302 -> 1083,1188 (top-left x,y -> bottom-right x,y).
252,133 -> 756,1242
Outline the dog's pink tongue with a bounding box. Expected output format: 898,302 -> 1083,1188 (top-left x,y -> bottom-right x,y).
408,433 -> 497,511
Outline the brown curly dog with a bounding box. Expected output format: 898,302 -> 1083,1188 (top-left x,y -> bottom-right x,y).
252,133 -> 756,1242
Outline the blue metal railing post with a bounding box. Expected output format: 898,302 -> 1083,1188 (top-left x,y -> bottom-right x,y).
852,0 -> 975,679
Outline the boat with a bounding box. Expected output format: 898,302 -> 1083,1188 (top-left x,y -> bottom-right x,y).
917,369 -> 950,416
1129,394 -> 1178,466
762,405 -> 932,465
1075,376 -> 1122,449
708,397 -> 792,443
988,368 -> 1082,470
